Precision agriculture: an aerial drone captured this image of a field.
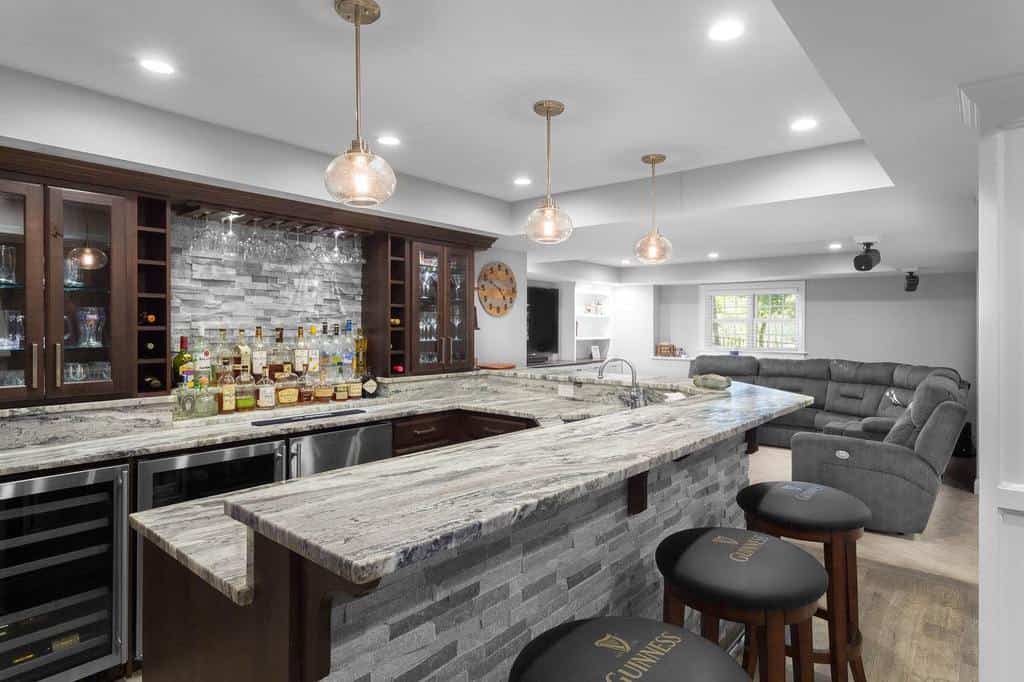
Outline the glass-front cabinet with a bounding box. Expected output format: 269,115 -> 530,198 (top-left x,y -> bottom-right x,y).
444,247 -> 474,371
0,181 -> 129,406
410,242 -> 474,374
0,180 -> 44,403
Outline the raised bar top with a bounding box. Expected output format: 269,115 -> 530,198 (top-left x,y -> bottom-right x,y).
221,381 -> 808,587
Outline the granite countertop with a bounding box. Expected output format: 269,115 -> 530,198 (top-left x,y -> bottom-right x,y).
132,380 -> 809,604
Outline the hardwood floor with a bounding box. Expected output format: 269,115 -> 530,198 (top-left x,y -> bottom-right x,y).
750,446 -> 979,681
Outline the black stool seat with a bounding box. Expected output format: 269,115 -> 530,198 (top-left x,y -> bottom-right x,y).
509,617 -> 748,682
737,481 -> 872,531
656,527 -> 827,611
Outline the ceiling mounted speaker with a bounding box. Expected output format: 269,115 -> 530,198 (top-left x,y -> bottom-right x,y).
905,271 -> 920,292
854,242 -> 881,271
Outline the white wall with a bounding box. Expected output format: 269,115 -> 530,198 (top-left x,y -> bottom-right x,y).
473,247 -> 527,367
608,286 -> 659,376
0,66 -> 511,235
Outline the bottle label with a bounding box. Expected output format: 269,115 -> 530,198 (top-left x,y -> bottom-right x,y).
252,350 -> 267,376
277,387 -> 299,404
257,385 -> 275,408
180,369 -> 194,390
196,354 -> 212,372
314,386 -> 333,400
348,382 -> 362,398
221,385 -> 236,412
293,350 -> 309,371
363,378 -> 378,396
307,353 -> 320,373
333,385 -> 349,401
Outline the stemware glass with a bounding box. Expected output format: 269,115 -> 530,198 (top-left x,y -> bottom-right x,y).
220,217 -> 240,259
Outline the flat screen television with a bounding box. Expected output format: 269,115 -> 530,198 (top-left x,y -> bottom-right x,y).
527,286 -> 559,363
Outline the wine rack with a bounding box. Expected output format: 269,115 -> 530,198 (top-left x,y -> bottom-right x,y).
132,196 -> 171,396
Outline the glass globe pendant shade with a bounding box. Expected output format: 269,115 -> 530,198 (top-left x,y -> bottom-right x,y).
325,142 -> 397,208
525,200 -> 574,245
68,246 -> 108,270
634,230 -> 673,265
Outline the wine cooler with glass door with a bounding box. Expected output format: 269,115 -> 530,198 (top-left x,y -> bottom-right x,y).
0,464 -> 128,681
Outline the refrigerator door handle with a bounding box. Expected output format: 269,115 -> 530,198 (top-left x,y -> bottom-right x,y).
289,440 -> 302,478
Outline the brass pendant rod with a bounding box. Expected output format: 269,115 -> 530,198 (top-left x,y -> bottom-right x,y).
353,6 -> 363,146
545,112 -> 553,201
650,162 -> 657,234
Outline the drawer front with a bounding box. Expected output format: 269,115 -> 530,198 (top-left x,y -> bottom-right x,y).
392,413 -> 456,450
464,414 -> 533,440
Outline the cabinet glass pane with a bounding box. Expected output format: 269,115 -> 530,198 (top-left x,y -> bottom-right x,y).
60,201 -> 113,385
415,249 -> 441,366
447,252 -> 470,364
0,191 -> 28,390
0,478 -> 117,680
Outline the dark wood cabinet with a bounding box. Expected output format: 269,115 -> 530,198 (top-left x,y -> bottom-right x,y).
463,412 -> 534,440
0,181 -> 132,405
392,411 -> 538,456
365,235 -> 476,378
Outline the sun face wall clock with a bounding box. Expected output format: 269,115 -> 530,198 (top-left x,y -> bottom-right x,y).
476,261 -> 517,317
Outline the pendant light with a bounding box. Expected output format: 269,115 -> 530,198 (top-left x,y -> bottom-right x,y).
524,100 -> 573,244
634,153 -> 673,264
324,0 -> 396,208
68,215 -> 108,271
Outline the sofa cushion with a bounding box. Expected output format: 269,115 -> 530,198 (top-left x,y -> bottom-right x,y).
874,386 -> 916,418
825,382 -> 888,418
883,411 -> 919,448
828,360 -> 897,386
688,355 -> 758,383
755,358 -> 829,408
813,411 -> 858,430
773,406 -> 822,429
892,364 -> 937,389
862,416 -> 897,435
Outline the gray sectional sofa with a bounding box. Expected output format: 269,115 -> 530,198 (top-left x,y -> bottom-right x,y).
689,355 -> 971,534
688,355 -> 969,448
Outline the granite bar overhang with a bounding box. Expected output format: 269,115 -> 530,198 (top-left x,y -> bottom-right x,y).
220,380 -> 809,587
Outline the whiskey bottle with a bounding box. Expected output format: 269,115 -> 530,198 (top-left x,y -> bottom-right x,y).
298,370 -> 316,403
268,328 -> 291,380
251,326 -> 268,379
217,370 -> 237,414
256,372 -> 276,410
292,326 -> 310,375
274,366 -> 300,407
232,329 -> 251,377
314,370 -> 334,403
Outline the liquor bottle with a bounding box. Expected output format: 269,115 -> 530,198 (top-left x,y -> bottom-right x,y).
361,366 -> 379,399
232,329 -> 251,377
256,372 -> 276,410
341,320 -> 355,380
235,371 -> 256,411
194,374 -> 217,417
292,326 -> 310,375
214,328 -> 233,381
299,369 -> 316,403
251,326 -> 268,379
192,326 -> 213,388
314,370 -> 333,403
353,326 -> 367,376
139,311 -> 158,325
172,336 -> 193,388
274,365 -> 300,407
330,323 -> 343,377
268,328 -> 291,380
218,370 -> 237,414
306,325 -> 320,374
141,374 -> 163,390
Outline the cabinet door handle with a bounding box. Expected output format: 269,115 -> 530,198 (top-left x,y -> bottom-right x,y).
55,343 -> 63,387
30,343 -> 38,389
289,441 -> 302,478
412,426 -> 438,436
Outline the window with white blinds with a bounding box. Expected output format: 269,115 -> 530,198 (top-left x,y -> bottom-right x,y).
698,282 -> 805,353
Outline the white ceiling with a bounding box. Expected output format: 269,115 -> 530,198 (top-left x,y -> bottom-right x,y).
0,0 -> 860,201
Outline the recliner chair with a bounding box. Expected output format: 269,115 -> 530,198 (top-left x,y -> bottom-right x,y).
790,373 -> 967,534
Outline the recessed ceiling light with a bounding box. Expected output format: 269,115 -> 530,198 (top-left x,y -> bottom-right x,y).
708,18 -> 745,42
708,252 -> 720,259
139,57 -> 175,75
513,176 -> 532,186
790,117 -> 819,132
377,135 -> 401,146
620,259 -> 631,265
828,242 -> 843,250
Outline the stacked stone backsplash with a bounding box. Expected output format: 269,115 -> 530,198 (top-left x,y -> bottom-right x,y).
170,217 -> 363,343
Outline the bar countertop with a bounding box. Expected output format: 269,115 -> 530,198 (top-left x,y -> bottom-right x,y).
130,376 -> 809,604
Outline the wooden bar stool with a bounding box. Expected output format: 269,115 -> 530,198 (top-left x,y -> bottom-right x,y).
737,481 -> 872,682
656,527 -> 828,682
509,616 -> 750,682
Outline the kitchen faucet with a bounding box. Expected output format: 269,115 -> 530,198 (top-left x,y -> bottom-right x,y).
597,357 -> 644,408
